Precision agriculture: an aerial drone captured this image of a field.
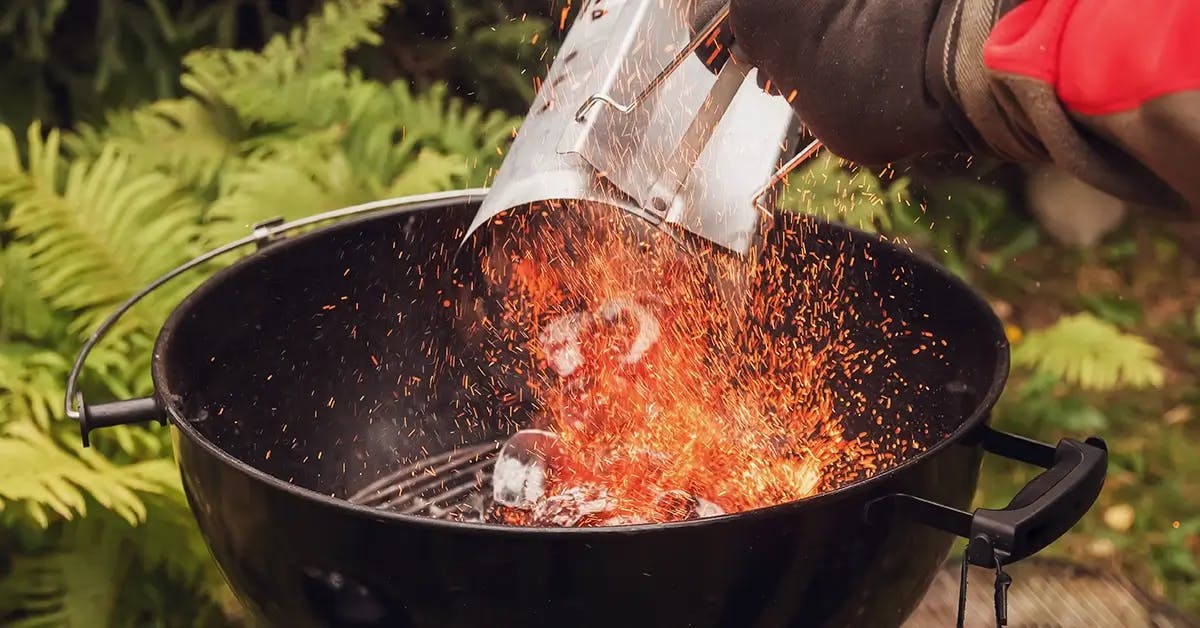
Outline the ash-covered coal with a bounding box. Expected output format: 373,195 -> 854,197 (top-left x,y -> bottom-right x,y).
493,429 -> 562,508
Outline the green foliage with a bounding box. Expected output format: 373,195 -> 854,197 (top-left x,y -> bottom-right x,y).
383,0 -> 551,112
0,422 -> 179,528
0,1 -> 518,624
1079,294 -> 1143,328
0,521 -> 128,628
1000,371 -> 1111,433
781,158 -> 1040,285
0,0 -> 298,132
780,153 -> 915,234
912,178 -> 1039,280
0,0 -> 550,134
1012,312 -> 1165,392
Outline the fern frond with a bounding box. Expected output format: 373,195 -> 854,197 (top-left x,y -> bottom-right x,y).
65,98 -> 242,192
388,81 -> 516,183
181,0 -> 397,121
1012,312 -> 1166,391
0,244 -> 61,342
0,122 -> 23,184
385,148 -> 469,197
5,134 -> 205,339
0,422 -> 168,527
207,138 -> 375,241
0,342 -> 68,430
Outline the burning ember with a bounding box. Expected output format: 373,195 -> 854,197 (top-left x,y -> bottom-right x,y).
455,201 -> 925,527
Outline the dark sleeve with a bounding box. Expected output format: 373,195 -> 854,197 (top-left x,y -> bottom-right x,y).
956,0 -> 1200,211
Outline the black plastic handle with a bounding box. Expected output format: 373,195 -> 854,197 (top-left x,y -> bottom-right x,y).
969,429 -> 1107,565
869,425 -> 1108,567
79,397 -> 165,447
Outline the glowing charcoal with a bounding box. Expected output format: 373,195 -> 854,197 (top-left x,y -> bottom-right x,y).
529,484 -> 616,527
695,497 -> 725,519
652,489 -> 726,522
450,198 -> 923,527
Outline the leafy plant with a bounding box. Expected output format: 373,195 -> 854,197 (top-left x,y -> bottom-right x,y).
1079,294 -> 1144,328
780,153 -> 915,234
0,0 -> 301,132
0,0 -> 551,134
1012,312 -> 1166,392
914,178 -> 1040,280
0,0 -> 518,624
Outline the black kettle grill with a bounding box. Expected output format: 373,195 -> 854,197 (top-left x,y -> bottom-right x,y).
64,189 -> 1107,628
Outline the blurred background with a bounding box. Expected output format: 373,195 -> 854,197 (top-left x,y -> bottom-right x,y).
0,1 -> 1196,625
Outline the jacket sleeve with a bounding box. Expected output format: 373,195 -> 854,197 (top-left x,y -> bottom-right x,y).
970,0 -> 1200,211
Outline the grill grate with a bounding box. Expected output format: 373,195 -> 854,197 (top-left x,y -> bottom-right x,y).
346,441 -> 501,520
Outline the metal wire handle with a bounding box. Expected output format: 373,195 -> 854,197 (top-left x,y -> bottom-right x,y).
573,2 -> 733,122
752,138 -> 824,213
63,188 -> 490,421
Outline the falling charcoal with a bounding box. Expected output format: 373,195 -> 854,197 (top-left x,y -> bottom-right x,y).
493,429 -> 564,508
653,489 -> 699,522
595,298 -> 660,365
538,297 -> 661,378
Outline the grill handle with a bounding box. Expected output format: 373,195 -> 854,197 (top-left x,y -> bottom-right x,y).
868,425 -> 1108,567
64,188 -> 490,447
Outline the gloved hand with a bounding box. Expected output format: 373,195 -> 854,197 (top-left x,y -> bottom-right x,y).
689,0 -> 1022,166
688,0 -> 1200,211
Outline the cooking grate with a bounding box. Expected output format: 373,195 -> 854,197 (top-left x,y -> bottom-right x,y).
346,441 -> 501,520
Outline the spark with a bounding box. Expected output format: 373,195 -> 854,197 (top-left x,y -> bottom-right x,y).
453,200 -> 931,525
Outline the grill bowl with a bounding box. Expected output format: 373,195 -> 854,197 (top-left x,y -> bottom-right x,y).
74,191 -> 1104,628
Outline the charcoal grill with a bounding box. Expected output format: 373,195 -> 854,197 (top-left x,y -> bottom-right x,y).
65,189 -> 1107,628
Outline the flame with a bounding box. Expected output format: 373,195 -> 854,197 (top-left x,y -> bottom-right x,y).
458,200 -> 922,526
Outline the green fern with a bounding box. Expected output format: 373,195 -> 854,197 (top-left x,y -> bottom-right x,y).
66,98 -> 243,193
5,124 -> 206,341
0,343 -> 68,430
0,422 -> 173,528
1012,312 -> 1166,391
181,0 -> 395,124
0,245 -> 62,342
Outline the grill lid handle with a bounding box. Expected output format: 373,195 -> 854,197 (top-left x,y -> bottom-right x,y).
867,425 -> 1108,568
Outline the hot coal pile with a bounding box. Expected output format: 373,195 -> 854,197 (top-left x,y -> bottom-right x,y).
456,202 -> 938,527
